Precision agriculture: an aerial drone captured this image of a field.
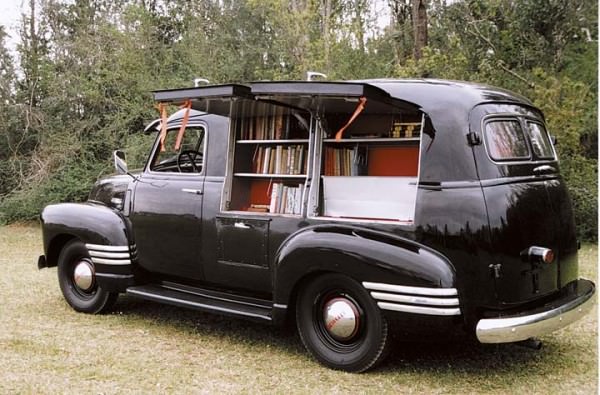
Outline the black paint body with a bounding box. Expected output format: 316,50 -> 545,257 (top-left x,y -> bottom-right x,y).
40,79 -> 586,331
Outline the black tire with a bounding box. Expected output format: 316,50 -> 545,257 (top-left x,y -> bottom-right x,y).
57,240 -> 118,314
296,273 -> 390,372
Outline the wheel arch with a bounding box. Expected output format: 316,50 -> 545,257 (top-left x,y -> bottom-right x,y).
45,233 -> 78,267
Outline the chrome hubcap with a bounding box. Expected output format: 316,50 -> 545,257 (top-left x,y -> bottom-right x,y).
323,297 -> 360,341
73,260 -> 94,291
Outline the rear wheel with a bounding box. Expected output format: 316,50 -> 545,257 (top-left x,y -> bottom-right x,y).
296,273 -> 390,372
57,240 -> 117,314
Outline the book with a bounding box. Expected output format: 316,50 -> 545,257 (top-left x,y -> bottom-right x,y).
269,183 -> 279,213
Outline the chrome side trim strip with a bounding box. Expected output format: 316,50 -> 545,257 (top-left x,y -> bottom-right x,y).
476,281 -> 596,343
88,251 -> 131,259
363,282 -> 458,296
90,257 -> 132,265
377,302 -> 461,316
370,292 -> 459,307
85,243 -> 130,252
273,303 -> 288,309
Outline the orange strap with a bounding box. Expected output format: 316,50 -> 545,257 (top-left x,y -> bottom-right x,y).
335,97 -> 367,141
174,100 -> 192,150
156,103 -> 168,152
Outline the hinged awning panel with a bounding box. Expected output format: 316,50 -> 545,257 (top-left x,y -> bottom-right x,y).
153,84 -> 253,116
250,81 -> 417,114
153,84 -> 252,102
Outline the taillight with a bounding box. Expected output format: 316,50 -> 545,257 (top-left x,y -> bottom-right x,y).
521,246 -> 555,264
542,249 -> 555,264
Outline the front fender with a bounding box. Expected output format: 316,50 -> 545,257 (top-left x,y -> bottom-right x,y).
40,202 -> 134,291
274,225 -> 457,306
41,202 -> 131,256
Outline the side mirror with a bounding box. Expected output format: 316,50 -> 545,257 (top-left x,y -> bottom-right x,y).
551,135 -> 558,146
113,150 -> 128,175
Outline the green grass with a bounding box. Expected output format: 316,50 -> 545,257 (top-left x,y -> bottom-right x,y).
0,224 -> 597,394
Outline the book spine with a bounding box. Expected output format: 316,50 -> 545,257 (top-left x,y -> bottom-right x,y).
262,147 -> 270,174
269,183 -> 279,213
297,146 -> 304,175
275,145 -> 282,174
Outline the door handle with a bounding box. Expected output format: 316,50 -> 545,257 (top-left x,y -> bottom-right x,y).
234,222 -> 252,229
181,188 -> 203,195
533,165 -> 556,173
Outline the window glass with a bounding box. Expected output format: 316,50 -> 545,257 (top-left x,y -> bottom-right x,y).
150,127 -> 204,173
527,122 -> 554,159
484,120 -> 530,161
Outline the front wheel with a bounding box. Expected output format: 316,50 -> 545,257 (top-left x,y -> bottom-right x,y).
296,273 -> 390,372
57,240 -> 117,314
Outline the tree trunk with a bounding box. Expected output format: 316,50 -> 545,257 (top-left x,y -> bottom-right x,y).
411,0 -> 427,60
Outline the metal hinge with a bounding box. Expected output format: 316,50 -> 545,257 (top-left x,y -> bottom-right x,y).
467,132 -> 482,146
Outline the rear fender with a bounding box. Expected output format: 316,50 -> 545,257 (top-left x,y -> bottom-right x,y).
273,225 -> 458,310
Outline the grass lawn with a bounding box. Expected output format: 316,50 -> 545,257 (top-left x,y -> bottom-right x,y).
0,223 -> 597,394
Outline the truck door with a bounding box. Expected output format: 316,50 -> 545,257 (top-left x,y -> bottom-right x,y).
131,122 -> 206,280
471,104 -> 577,304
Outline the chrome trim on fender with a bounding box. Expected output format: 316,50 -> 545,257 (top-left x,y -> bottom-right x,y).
363,282 -> 457,296
476,281 -> 596,343
86,244 -> 135,266
363,282 -> 461,316
88,250 -> 131,259
377,302 -> 461,316
90,257 -> 132,265
370,292 -> 459,307
85,243 -> 130,252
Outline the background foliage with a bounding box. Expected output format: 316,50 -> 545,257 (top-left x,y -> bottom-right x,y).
0,0 -> 596,240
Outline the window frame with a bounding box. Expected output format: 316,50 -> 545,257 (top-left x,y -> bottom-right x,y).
482,115 -> 532,163
145,122 -> 208,176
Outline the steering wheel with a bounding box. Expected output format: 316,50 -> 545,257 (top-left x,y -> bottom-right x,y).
176,150 -> 203,173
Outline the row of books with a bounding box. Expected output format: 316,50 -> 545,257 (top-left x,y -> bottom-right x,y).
269,183 -> 304,214
252,145 -> 307,175
390,122 -> 421,138
239,109 -> 295,140
323,146 -> 368,176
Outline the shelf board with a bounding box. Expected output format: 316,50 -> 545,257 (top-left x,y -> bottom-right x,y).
237,139 -> 309,144
234,173 -> 307,179
323,137 -> 420,143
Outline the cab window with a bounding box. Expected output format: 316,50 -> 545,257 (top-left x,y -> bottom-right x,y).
150,126 -> 205,173
484,119 -> 530,161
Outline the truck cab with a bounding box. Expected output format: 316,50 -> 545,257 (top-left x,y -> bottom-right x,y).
39,79 -> 595,372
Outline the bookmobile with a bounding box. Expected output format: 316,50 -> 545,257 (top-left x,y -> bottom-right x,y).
38,78 -> 595,372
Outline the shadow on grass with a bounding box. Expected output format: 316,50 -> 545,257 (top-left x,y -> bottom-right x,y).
107,294 -> 568,377
110,295 -> 304,354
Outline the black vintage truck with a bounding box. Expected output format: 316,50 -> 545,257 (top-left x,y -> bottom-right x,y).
38,79 -> 595,372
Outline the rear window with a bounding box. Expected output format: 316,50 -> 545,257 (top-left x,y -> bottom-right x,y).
484,119 -> 530,161
527,122 -> 555,159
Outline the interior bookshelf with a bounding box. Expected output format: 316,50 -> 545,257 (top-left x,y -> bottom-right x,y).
228,104 -> 310,215
321,114 -> 423,178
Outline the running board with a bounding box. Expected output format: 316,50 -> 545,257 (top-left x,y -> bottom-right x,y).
126,283 -> 273,322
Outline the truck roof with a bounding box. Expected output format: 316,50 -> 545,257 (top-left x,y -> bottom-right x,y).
363,79 -> 534,113
153,78 -> 535,119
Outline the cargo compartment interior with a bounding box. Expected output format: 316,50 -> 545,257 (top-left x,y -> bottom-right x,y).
220,83 -> 424,223
316,99 -> 423,223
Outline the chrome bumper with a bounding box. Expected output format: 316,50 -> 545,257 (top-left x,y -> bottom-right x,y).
476,279 -> 595,343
